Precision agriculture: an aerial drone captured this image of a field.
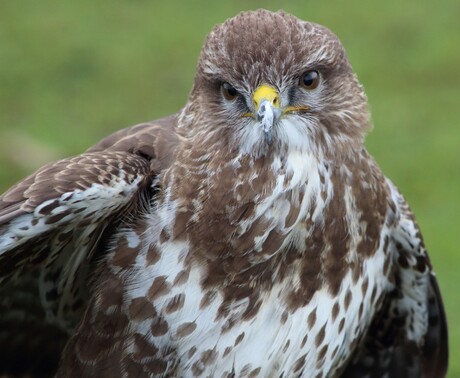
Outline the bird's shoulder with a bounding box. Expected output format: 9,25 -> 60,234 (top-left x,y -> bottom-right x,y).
0,113 -> 182,293
0,113 -> 182,223
87,113 -> 181,165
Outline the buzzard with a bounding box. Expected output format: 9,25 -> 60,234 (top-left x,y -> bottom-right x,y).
0,9 -> 448,378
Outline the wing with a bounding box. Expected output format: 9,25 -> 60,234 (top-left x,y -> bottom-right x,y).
0,115 -> 180,377
342,182 -> 448,378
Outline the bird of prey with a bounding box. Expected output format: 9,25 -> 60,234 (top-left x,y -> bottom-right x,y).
0,9 -> 448,378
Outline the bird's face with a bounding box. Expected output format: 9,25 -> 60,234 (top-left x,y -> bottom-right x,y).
187,10 -> 371,159
216,70 -> 323,156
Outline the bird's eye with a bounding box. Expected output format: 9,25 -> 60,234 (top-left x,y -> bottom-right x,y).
221,82 -> 239,101
299,70 -> 320,90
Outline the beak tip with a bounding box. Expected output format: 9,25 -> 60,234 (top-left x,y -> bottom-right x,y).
256,99 -> 282,145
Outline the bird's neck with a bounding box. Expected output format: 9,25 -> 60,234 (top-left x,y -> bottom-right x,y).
163,146 -> 326,241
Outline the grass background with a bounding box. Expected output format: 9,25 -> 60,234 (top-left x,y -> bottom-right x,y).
0,0 -> 458,375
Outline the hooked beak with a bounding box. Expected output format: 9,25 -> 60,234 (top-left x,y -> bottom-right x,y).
253,85 -> 281,144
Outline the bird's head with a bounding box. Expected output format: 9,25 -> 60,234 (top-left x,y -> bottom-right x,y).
182,9 -> 371,159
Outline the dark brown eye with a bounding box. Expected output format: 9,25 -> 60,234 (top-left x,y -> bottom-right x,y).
221,82 -> 238,101
300,70 -> 320,90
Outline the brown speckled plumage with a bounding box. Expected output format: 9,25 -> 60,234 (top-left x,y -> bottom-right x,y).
0,9 -> 447,377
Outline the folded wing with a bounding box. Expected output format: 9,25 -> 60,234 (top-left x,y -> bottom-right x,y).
0,117 -> 179,377
342,183 -> 448,378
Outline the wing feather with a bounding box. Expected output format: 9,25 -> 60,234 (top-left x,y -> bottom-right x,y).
342,182 -> 448,378
0,151 -> 153,281
0,118 -> 180,377
0,115 -> 180,284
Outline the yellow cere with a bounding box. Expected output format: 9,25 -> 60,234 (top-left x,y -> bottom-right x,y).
253,84 -> 280,110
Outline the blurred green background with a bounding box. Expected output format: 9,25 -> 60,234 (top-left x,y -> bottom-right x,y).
0,0 -> 458,375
